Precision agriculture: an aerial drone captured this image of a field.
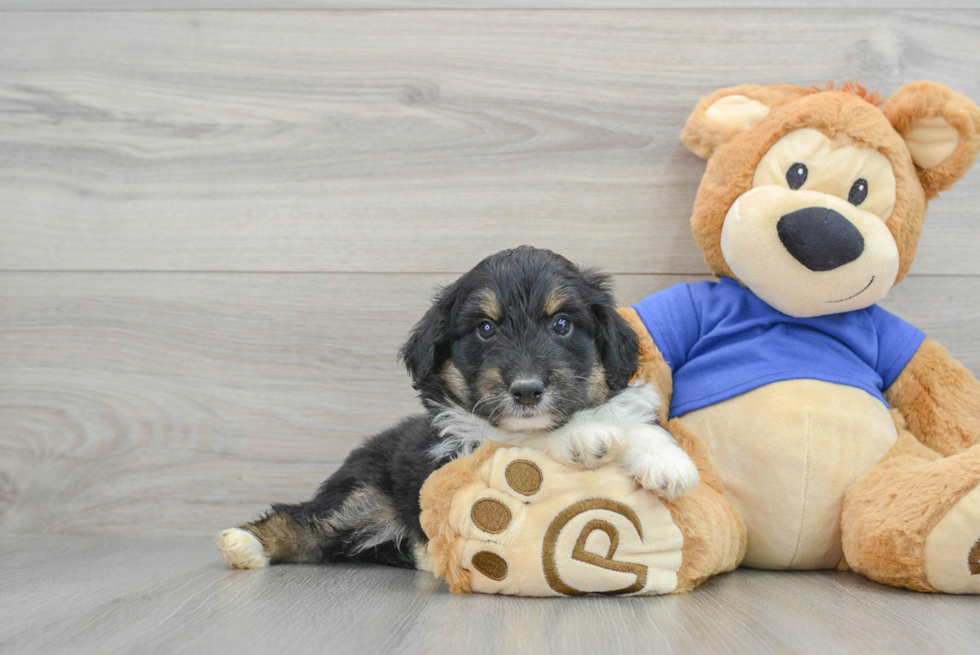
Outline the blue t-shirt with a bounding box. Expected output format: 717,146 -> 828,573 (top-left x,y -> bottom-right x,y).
632,278 -> 926,418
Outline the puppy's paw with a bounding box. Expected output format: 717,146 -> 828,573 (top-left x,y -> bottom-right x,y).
622,426 -> 700,499
217,528 -> 269,569
546,421 -> 624,469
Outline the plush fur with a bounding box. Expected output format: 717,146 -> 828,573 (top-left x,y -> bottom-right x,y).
219,246 -> 696,569
885,81 -> 980,199
659,418 -> 748,593
841,435 -> 980,592
618,307 -> 673,423
884,338 -> 980,457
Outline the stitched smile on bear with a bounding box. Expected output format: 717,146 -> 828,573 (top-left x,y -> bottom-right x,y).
720,128 -> 901,317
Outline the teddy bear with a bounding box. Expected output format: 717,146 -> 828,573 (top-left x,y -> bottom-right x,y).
419,81 -> 980,596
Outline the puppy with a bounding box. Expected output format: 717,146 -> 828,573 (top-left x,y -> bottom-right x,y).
218,246 -> 698,570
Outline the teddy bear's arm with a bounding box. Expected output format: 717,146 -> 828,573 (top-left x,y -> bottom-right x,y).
618,307 -> 673,419
419,439 -> 745,596
884,338 -> 980,456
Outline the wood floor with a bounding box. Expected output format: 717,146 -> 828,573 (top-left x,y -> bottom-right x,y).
2,1 -> 980,652
2,533 -> 979,655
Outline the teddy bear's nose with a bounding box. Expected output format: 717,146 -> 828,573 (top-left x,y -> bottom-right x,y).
776,207 -> 865,272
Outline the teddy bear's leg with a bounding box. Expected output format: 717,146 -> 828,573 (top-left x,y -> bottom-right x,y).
420,428 -> 746,596
841,416 -> 980,593
663,417 -> 748,592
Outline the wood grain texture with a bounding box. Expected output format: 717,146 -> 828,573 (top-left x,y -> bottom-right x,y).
2,271 -> 979,537
1,534 -> 979,654
1,10 -> 979,274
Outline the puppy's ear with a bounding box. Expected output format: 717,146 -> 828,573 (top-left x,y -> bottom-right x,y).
399,281 -> 460,389
583,270 -> 639,391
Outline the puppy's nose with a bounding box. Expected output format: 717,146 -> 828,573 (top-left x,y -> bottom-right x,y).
510,379 -> 545,406
777,207 -> 864,272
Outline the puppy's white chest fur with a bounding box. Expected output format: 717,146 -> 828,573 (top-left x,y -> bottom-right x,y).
429,383 -> 700,499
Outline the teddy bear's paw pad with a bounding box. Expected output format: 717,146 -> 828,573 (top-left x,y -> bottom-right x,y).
217,528 -> 269,569
924,484 -> 980,594
449,447 -> 684,596
504,459 -> 543,495
471,498 -> 513,533
471,550 -> 509,580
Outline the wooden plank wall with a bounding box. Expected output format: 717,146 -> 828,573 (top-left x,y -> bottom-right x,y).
2,4 -> 979,536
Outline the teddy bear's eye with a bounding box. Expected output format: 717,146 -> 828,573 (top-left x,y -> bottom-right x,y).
786,163 -> 808,190
848,178 -> 868,206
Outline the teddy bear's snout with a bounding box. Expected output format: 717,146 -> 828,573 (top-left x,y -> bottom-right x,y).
777,207 -> 865,272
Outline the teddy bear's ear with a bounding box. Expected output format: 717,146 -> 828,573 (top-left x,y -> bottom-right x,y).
884,81 -> 980,199
680,84 -> 798,159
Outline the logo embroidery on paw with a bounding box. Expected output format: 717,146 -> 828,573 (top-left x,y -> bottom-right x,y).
542,499 -> 648,596
969,536 -> 980,576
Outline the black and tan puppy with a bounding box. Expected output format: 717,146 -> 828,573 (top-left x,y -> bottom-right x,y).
218,246 -> 698,570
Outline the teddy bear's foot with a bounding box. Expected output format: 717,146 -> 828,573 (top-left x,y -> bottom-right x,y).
420,442 -> 686,596
842,439 -> 980,593
925,484 -> 980,594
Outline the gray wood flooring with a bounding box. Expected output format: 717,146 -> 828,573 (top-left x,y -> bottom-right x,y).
2,534 -> 978,655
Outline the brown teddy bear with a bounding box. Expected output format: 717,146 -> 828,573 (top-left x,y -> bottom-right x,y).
420,81 -> 980,596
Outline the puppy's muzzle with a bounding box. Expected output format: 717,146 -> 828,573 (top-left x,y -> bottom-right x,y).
510,379 -> 545,406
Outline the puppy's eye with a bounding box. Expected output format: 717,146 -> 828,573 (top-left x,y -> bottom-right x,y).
848,178 -> 868,206
552,316 -> 572,336
786,163 -> 808,190
476,320 -> 496,340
